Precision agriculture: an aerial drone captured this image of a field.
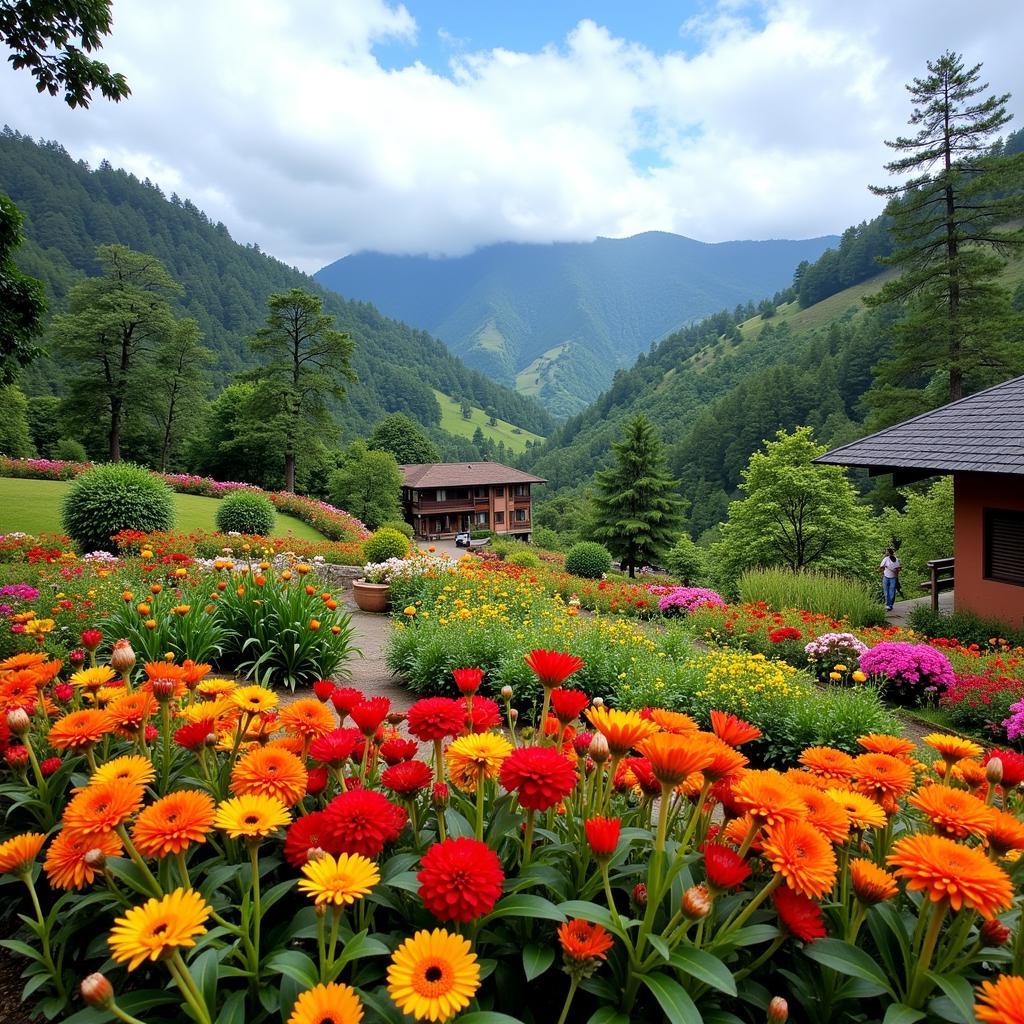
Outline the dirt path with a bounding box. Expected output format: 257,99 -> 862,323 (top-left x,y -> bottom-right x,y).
336,594 -> 413,710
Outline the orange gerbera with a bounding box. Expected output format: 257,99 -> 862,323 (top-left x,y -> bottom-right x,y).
637,733 -> 713,787
798,746 -> 856,780
698,734 -> 748,782
0,672 -> 41,713
0,652 -> 48,671
888,833 -> 1013,918
89,755 -> 157,789
144,662 -> 188,682
723,814 -> 764,852
987,809 -> 1024,855
849,859 -> 898,905
909,784 -> 996,840
62,780 -> 144,836
0,833 -> 46,874
280,698 -> 336,740
44,828 -> 123,890
795,787 -> 850,844
231,745 -> 308,806
761,820 -> 837,899
181,661 -> 213,686
647,709 -> 698,733
132,790 -> 216,858
585,707 -> 659,757
824,789 -> 887,831
975,975 -> 1024,1024
923,733 -> 984,764
731,770 -> 807,827
48,709 -> 111,751
710,710 -> 762,746
557,919 -> 614,963
852,753 -> 915,807
857,734 -> 916,759
105,692 -> 156,735
785,769 -> 833,791
952,759 -> 987,788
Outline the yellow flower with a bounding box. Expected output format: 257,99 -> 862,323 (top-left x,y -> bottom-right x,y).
213,794 -> 291,839
231,685 -> 278,715
108,888 -> 211,971
70,666 -> 117,690
445,733 -> 513,793
89,755 -> 157,788
387,928 -> 480,1022
287,982 -> 364,1024
298,852 -> 380,907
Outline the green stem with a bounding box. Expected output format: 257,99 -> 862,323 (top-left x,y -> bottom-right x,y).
166,952 -> 213,1024
600,861 -> 625,937
159,702 -> 172,796
108,1002 -> 152,1024
475,774 -> 486,842
907,901 -> 946,1007
719,874 -> 782,938
22,872 -> 66,999
249,842 -> 262,976
114,825 -> 162,897
522,810 -> 536,868
556,975 -> 580,1024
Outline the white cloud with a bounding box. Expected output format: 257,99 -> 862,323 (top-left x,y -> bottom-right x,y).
1,0 -> 1022,270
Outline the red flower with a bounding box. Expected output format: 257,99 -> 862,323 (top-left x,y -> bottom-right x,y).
173,718 -> 215,752
622,757 -> 661,797
499,745 -> 577,811
5,746 -> 28,769
585,816 -> 621,859
549,688 -> 589,725
452,668 -> 483,695
986,749 -> 1024,789
310,728 -> 362,767
81,629 -> 103,651
306,766 -> 328,795
702,843 -> 751,890
54,683 -> 73,702
461,695 -> 501,733
349,696 -> 390,736
769,627 -> 802,644
323,789 -> 407,857
312,679 -> 335,703
379,737 -> 418,765
406,697 -> 466,743
772,886 -> 826,942
524,649 -> 584,689
330,686 -> 366,720
283,810 -> 337,867
40,756 -> 61,777
382,760 -> 434,797
710,710 -> 762,747
417,837 -> 505,922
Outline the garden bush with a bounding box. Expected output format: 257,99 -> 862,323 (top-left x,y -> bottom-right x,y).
858,641 -> 956,706
531,525 -> 567,551
564,540 -> 612,579
215,490 -> 277,536
61,463 -> 174,553
738,567 -> 886,627
53,437 -> 88,462
380,519 -> 414,539
506,549 -> 541,568
664,533 -> 710,585
907,604 -> 1024,648
362,527 -> 411,563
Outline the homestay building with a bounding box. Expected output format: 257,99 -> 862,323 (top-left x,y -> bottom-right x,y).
399,462 -> 545,541
816,374 -> 1024,628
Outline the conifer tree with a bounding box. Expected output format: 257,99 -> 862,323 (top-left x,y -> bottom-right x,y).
591,415 -> 683,577
867,51 -> 1024,421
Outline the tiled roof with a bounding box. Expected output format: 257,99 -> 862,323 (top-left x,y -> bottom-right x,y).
400,462 -> 546,488
816,374 -> 1024,475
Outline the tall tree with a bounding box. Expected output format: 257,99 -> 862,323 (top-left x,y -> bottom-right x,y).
867,51 -> 1024,420
246,288 -> 355,493
0,194 -> 45,384
328,441 -> 402,529
52,245 -> 182,461
590,415 -> 683,577
368,412 -> 439,464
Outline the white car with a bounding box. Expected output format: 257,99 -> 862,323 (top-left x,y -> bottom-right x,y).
454,532 -> 471,547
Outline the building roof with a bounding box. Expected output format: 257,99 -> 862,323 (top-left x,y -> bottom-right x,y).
400,462 -> 547,489
816,374 -> 1024,478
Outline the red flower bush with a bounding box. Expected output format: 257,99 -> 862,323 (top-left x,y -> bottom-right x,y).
406,697 -> 466,742
379,737 -> 418,765
322,789 -> 407,857
417,837 -> 505,922
769,627 -> 803,644
500,745 -> 577,811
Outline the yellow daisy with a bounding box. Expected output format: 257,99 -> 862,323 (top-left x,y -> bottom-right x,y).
298,852 -> 380,908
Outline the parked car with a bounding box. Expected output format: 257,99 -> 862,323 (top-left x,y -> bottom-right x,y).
455,532 -> 471,547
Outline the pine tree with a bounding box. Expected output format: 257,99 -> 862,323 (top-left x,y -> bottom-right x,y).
867,51 -> 1024,421
591,415 -> 683,577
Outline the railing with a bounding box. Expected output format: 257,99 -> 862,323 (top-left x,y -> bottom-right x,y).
921,557 -> 954,612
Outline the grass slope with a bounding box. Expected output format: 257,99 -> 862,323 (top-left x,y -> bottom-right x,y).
0,478 -> 326,540
433,390 -> 544,454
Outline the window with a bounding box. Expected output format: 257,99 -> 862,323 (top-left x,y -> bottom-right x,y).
435,489 -> 447,502
984,509 -> 1024,586
476,512 -> 489,526
474,486 -> 487,499
495,511 -> 504,524
514,484 -> 528,497
515,508 -> 526,523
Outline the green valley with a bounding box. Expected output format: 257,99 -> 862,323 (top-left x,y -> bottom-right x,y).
432,390 -> 544,454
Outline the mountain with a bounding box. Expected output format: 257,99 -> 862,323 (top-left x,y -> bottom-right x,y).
0,128 -> 555,442
315,231 -> 839,416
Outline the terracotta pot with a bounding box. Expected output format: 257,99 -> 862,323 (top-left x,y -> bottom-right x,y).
352,579 -> 391,613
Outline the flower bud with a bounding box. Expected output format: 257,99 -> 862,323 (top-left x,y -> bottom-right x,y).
589,732 -> 610,764
986,757 -> 1004,786
980,919 -> 1012,946
5,746 -> 28,770
110,638 -> 136,673
432,783 -> 450,809
681,884 -> 712,920
204,732 -> 219,748
312,680 -> 334,703
572,732 -> 594,756
592,696 -> 604,707
500,685 -> 513,701
767,997 -> 789,1024
6,708 -> 30,736
631,882 -> 647,908
509,708 -> 518,723
69,648 -> 86,668
306,846 -> 327,862
151,677 -> 176,701
81,973 -> 114,1009
84,847 -> 108,871
40,756 -> 61,777
387,711 -> 406,725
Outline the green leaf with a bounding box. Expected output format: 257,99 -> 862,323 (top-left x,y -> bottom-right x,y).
264,949 -> 318,989
217,991 -> 247,1024
804,938 -> 894,996
927,973 -> 976,1023
457,1015 -> 528,1023
647,933 -> 671,962
587,1010 -> 630,1024
335,929 -> 390,968
640,971 -> 703,1024
522,943 -> 555,981
702,1013 -> 746,1024
0,938 -> 42,961
669,948 -> 738,996
192,947 -> 219,1014
728,924 -> 779,946
386,870 -> 421,895
486,894 -> 566,923
882,1006 -> 926,1024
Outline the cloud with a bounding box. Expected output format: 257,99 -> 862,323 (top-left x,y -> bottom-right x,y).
1,0 -> 1022,270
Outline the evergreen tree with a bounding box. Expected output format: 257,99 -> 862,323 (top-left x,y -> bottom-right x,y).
867,51 -> 1024,420
368,413 -> 439,464
245,288 -> 355,492
0,194 -> 45,384
591,415 -> 683,577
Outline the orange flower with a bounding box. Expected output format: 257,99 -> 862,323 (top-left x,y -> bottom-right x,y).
698,734 -> 748,782
44,829 -> 123,890
909,784 -> 996,840
637,733 -> 713,787
0,672 -> 41,713
795,787 -> 850,844
105,692 -> 156,735
785,769 -> 833,791
62,780 -> 144,836
557,919 -> 614,963
798,746 -> 856,780
585,707 -> 659,757
987,809 -> 1024,856
761,820 -> 837,899
857,734 -> 916,759
824,789 -> 887,831
852,753 -> 915,806
48,709 -> 110,751
0,833 -> 46,874
849,859 -> 898,905
231,745 -> 308,806
647,709 -> 698,733
132,790 -> 216,858
144,662 -> 188,682
951,759 -> 987,788
0,652 -> 48,670
710,710 -> 761,746
280,698 -> 336,740
975,975 -> 1024,1024
722,814 -> 762,851
181,661 -> 212,686
923,733 -> 983,764
731,771 -> 806,827
888,833 -> 1013,918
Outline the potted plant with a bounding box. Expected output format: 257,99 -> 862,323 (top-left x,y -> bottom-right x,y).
352,560 -> 395,612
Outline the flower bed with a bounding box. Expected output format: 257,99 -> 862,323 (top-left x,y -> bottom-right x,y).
0,645 -> 1019,1024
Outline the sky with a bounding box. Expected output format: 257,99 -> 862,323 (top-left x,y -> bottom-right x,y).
2,1 -> 1023,272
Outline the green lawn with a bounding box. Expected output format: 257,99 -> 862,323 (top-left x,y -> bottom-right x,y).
0,477 -> 326,540
433,389 -> 544,454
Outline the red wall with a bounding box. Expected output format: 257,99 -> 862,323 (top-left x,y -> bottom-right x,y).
954,472 -> 1024,627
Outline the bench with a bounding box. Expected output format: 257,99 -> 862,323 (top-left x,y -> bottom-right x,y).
920,557 -> 954,612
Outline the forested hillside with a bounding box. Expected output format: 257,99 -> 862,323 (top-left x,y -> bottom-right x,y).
1,129 -> 555,441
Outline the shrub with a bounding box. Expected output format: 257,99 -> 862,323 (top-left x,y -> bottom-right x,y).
738,567 -> 886,627
363,527 -> 410,563
858,641 -> 956,706
941,674 -> 1024,740
906,605 -> 1024,648
470,529 -> 495,540
215,491 -> 277,536
803,632 -> 870,680
61,463 -> 174,553
531,526 -> 566,552
53,438 -> 88,462
656,586 -> 726,617
380,519 -> 414,539
565,541 -> 612,579
489,538 -> 519,559
506,549 -> 541,568
664,533 -> 710,585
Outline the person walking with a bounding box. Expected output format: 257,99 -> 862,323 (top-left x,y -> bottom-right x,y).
880,547 -> 901,612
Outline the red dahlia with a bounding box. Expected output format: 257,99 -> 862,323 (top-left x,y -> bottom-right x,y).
349,696 -> 391,736
309,728 -> 362,767
772,886 -> 826,942
379,737 -> 418,765
312,679 -> 335,702
461,696 -> 501,733
499,745 -> 577,811
81,629 -> 103,651
173,718 -> 215,752
330,686 -> 366,720
585,816 -> 621,859
382,759 -> 434,797
452,668 -> 483,695
406,697 -> 466,743
702,842 -> 751,890
549,688 -> 589,725
306,766 -> 328,795
524,649 -> 584,689
323,789 -> 407,858
623,757 -> 662,798
283,810 -> 338,867
417,837 -> 505,922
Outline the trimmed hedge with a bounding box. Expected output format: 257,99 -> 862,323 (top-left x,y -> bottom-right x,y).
215,491 -> 277,535
565,541 -> 612,579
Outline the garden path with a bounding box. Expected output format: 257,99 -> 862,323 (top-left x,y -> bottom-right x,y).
336,594 -> 415,710
886,589 -> 953,626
